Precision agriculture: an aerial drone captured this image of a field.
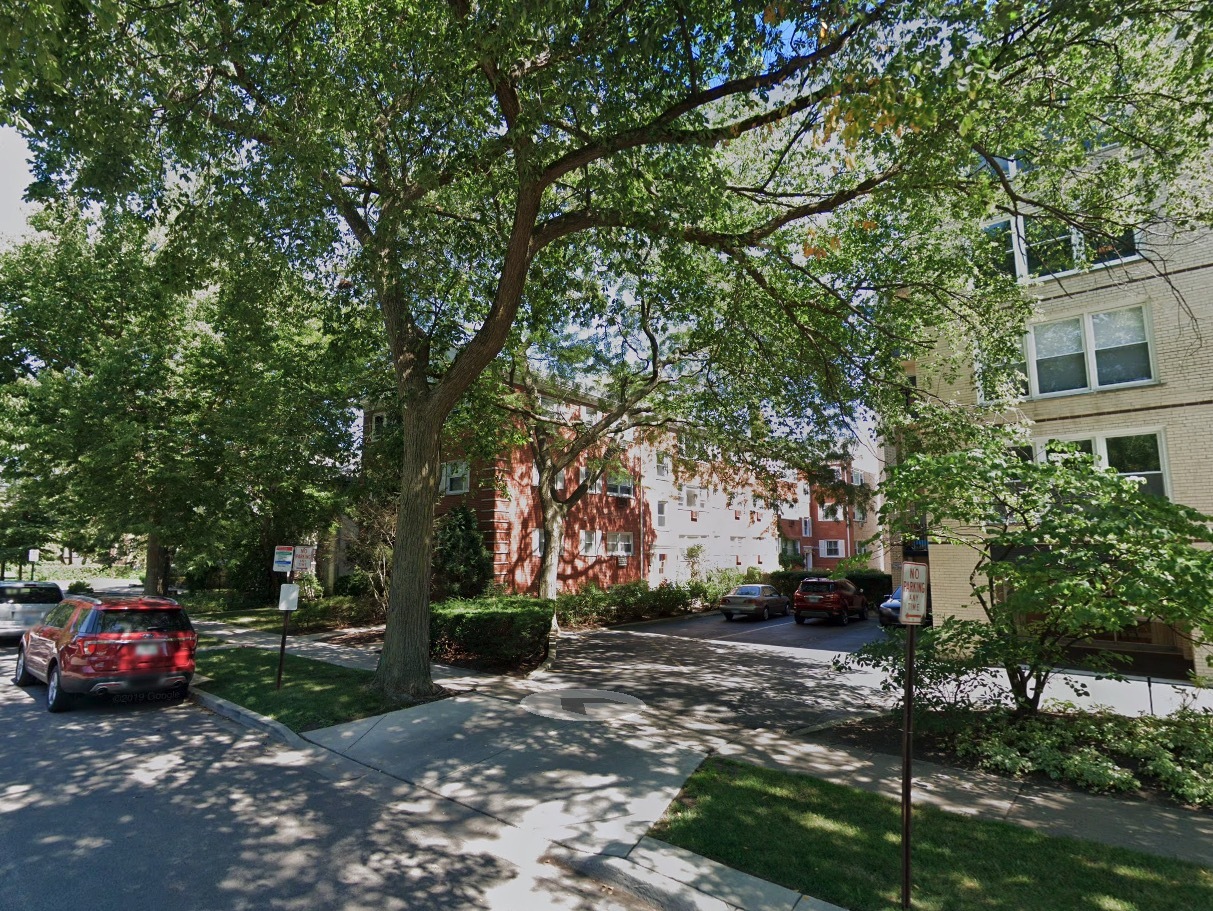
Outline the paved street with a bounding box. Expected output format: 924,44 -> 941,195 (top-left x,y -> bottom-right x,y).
0,646 -> 647,911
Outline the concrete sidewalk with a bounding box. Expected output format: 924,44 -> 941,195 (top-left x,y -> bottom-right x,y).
191,622 -> 1213,911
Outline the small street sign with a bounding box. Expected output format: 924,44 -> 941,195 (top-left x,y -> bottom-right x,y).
277,583 -> 300,612
27,549 -> 39,563
272,545 -> 294,573
901,561 -> 929,625
292,545 -> 316,575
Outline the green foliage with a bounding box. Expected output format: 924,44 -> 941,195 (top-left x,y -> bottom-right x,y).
333,569 -> 373,598
430,596 -> 553,668
555,580 -> 704,628
952,706 -> 1213,805
431,506 -> 494,601
294,572 -> 323,602
65,580 -> 91,594
882,427 -> 1213,712
838,618 -> 1012,713
768,569 -> 892,601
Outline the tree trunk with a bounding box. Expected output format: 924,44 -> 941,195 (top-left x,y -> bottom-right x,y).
145,530 -> 164,595
376,409 -> 443,698
538,497 -> 568,601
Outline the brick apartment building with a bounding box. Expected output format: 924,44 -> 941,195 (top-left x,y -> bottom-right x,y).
361,398 -> 880,594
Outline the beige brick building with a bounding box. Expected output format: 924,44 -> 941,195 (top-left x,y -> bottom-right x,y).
901,220 -> 1213,680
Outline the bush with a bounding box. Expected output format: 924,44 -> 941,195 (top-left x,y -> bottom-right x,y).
950,706 -> 1213,804
767,568 -> 892,600
430,596 -> 553,668
287,595 -> 384,632
333,569 -> 372,597
554,580 -> 703,628
66,580 -> 92,594
295,572 -> 323,602
431,506 -> 494,600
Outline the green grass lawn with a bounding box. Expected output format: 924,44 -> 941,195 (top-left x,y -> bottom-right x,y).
194,647 -> 437,732
652,757 -> 1213,911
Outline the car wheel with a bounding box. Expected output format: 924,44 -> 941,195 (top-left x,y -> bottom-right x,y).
782,603 -> 790,617
837,612 -> 850,626
760,606 -> 769,621
858,601 -> 870,621
46,664 -> 72,713
723,612 -> 734,621
13,646 -> 36,686
794,616 -> 806,625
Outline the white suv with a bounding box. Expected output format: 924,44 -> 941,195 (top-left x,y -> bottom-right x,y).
0,582 -> 64,636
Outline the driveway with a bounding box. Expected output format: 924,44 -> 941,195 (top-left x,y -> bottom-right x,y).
539,616 -> 891,734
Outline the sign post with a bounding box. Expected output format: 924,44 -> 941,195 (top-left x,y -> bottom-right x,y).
275,583 -> 300,690
27,549 -> 39,581
899,561 -> 929,910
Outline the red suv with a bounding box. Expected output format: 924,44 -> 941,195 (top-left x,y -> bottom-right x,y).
792,578 -> 868,626
13,594 -> 197,712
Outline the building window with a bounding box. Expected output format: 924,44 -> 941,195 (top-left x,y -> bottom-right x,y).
820,540 -> 844,559
532,529 -> 546,557
851,469 -> 864,487
1026,305 -> 1153,397
606,532 -> 633,556
656,501 -> 667,528
441,461 -> 469,495
370,413 -> 386,441
818,501 -> 844,523
800,517 -> 812,537
683,486 -> 704,509
1045,431 -> 1167,498
783,539 -> 801,556
579,467 -> 603,494
581,405 -> 599,424
984,213 -> 1139,281
580,530 -> 599,556
606,472 -> 634,498
655,453 -> 671,478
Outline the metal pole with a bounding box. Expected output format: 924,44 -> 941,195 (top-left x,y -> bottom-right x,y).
276,609 -> 289,690
901,623 -> 917,910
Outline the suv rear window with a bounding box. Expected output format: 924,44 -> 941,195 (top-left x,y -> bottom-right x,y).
99,610 -> 192,633
0,584 -> 63,604
798,580 -> 835,593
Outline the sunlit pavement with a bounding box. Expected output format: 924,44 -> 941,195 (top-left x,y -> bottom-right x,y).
0,647 -> 654,911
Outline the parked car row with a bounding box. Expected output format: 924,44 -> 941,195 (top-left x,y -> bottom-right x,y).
9,591 -> 198,712
717,579 -> 929,629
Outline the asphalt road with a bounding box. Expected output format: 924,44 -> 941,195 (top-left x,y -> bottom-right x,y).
543,611 -> 893,735
0,645 -> 645,911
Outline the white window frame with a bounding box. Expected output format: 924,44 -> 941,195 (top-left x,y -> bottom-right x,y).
655,453 -> 671,478
580,530 -> 601,556
982,193 -> 1141,283
851,469 -> 864,487
682,486 -> 704,509
606,472 -> 634,498
818,501 -> 844,523
441,461 -> 469,495
532,529 -> 546,557
656,501 -> 667,528
1034,428 -> 1169,498
1021,304 -> 1155,400
579,467 -> 603,494
801,517 -> 812,537
581,405 -> 600,425
820,539 -> 844,559
606,532 -> 634,556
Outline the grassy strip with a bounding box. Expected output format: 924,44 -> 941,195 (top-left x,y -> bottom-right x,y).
194,647 -> 436,732
652,757 -> 1213,911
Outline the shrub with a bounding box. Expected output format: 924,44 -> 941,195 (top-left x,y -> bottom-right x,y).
845,570 -> 894,603
555,580 -> 701,628
66,580 -> 92,594
430,596 -> 553,668
333,569 -> 372,597
431,505 -> 494,600
295,572 -> 323,602
288,595 -> 383,632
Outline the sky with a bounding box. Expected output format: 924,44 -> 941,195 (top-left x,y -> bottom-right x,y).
0,126 -> 35,246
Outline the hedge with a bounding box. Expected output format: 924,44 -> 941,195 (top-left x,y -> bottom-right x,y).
430,596 -> 554,668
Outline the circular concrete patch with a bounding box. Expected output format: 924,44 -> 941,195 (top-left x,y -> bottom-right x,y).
520,688 -> 647,722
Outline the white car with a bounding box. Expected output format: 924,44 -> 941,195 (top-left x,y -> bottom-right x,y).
0,582 -> 64,636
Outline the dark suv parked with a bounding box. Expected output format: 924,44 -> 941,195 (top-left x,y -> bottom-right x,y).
792,578 -> 868,625
14,594 -> 197,712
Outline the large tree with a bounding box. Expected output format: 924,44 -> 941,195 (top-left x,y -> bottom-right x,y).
9,1 -> 1211,695
0,202 -> 362,593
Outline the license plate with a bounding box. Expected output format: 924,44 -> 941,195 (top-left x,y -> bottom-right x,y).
135,643 -> 161,657
808,595 -> 822,603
